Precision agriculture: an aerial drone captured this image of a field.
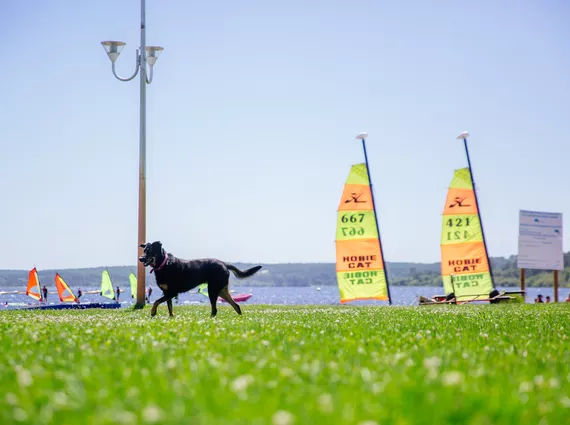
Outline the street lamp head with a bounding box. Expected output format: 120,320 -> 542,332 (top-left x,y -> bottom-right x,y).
456,131 -> 469,140
101,41 -> 126,63
355,132 -> 368,140
145,46 -> 164,66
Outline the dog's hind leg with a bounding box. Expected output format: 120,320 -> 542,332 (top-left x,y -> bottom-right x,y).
150,296 -> 168,317
218,286 -> 242,315
208,286 -> 221,318
166,297 -> 174,317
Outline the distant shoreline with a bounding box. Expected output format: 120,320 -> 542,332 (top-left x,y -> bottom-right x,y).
1,255 -> 568,289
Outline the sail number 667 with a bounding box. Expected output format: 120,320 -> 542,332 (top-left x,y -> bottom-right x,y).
341,214 -> 365,223
341,227 -> 365,236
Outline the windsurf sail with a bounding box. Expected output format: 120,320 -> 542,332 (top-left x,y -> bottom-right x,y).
440,168 -> 494,300
100,270 -> 115,300
54,273 -> 78,303
129,273 -> 137,299
26,268 -> 43,302
335,163 -> 390,303
197,283 -> 208,297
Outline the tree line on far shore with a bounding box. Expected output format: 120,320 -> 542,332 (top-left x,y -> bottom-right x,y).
1,252 -> 568,289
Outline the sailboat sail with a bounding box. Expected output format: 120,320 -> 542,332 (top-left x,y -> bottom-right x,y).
26,268 -> 43,302
54,273 -> 78,303
335,163 -> 389,303
100,270 -> 115,300
197,283 -> 208,297
440,168 -> 494,300
129,273 -> 137,299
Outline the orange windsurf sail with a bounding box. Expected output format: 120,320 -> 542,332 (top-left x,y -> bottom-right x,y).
26,268 -> 43,302
54,273 -> 78,303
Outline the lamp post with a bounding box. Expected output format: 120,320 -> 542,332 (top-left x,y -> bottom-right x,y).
101,0 -> 163,309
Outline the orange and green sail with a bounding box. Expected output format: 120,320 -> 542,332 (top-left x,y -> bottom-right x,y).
26,268 -> 43,302
440,168 -> 494,300
335,163 -> 389,303
54,273 -> 78,303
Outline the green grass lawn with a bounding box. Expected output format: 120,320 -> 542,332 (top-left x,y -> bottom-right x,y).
0,304 -> 569,425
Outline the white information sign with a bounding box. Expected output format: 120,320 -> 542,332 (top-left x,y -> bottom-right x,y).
517,210 -> 563,271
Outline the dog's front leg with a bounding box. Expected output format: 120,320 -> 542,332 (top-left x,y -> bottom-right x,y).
150,296 -> 168,317
166,297 -> 174,317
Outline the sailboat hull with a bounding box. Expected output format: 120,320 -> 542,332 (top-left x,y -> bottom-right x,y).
219,293 -> 252,303
418,290 -> 526,306
21,302 -> 121,311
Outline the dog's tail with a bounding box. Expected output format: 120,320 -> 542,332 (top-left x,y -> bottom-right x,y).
227,264 -> 262,279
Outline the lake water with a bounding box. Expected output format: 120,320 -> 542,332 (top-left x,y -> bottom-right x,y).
1,285 -> 566,309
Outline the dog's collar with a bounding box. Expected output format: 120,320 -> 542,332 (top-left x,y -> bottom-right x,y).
150,254 -> 168,274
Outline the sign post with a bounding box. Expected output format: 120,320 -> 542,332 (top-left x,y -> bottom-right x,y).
517,210 -> 564,302
554,270 -> 559,303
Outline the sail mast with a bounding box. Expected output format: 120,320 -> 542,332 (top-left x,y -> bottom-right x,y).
457,131 -> 495,286
34,265 -> 43,303
357,132 -> 392,305
36,267 -> 43,303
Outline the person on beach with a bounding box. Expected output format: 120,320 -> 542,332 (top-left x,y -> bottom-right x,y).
146,285 -> 153,303
116,286 -> 120,302
545,296 -> 551,303
77,288 -> 83,303
42,285 -> 48,302
535,294 -> 544,303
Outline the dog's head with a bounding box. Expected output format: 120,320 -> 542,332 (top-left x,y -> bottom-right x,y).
138,241 -> 165,267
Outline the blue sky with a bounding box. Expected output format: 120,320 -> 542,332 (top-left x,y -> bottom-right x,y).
1,0 -> 569,269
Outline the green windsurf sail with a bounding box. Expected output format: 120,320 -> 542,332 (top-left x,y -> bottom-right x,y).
100,269 -> 115,300
129,273 -> 137,299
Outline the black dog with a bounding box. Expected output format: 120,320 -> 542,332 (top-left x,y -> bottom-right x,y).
138,241 -> 262,317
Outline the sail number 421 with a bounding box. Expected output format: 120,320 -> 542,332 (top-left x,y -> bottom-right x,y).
445,217 -> 472,241
446,217 -> 470,227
